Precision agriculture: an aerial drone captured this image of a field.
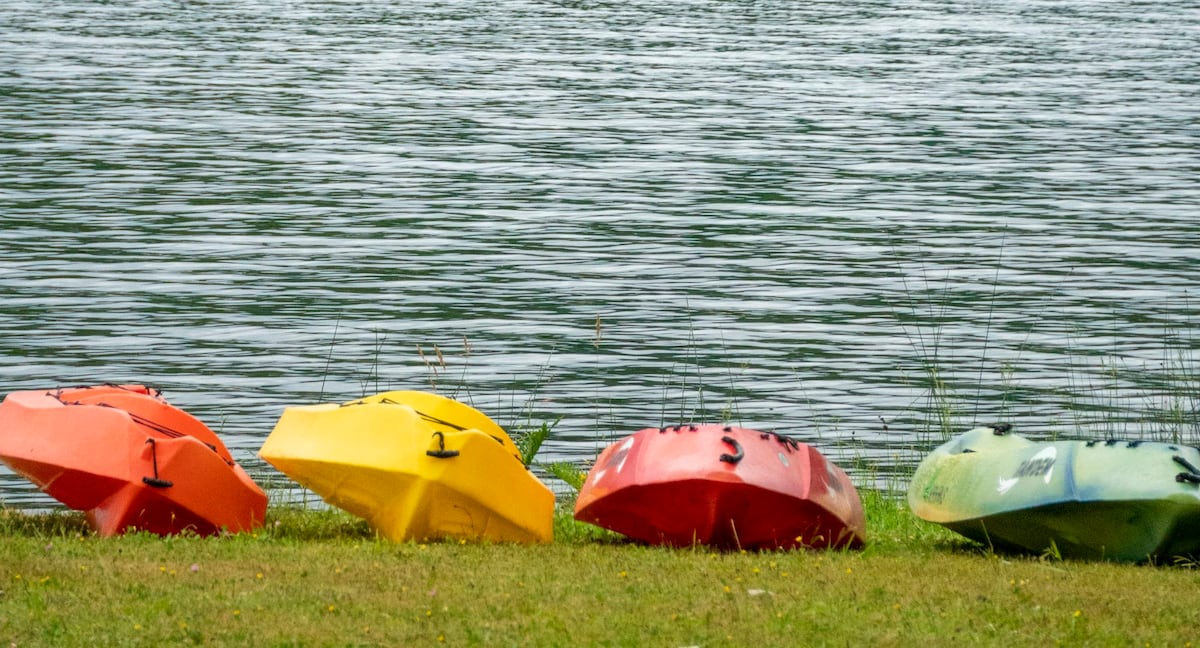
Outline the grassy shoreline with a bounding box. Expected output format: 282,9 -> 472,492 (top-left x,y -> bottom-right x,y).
2,494 -> 1197,647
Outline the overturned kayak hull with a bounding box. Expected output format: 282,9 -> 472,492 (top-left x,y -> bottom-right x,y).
0,385 -> 266,536
260,391 -> 553,544
908,425 -> 1200,562
575,424 -> 865,550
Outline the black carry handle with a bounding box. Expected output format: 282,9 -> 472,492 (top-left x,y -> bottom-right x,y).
719,436 -> 744,464
142,438 -> 174,488
1173,455 -> 1200,484
426,431 -> 461,459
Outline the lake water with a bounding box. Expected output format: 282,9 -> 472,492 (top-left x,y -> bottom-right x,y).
2,0 -> 1198,506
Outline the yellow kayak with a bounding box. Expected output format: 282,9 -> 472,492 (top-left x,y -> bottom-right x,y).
259,391 -> 554,543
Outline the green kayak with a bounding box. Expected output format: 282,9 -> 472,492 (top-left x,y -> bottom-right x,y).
907,424 -> 1200,562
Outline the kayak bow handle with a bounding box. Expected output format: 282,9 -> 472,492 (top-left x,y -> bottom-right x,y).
426,431 -> 461,459
1173,455 -> 1200,485
142,438 -> 174,489
719,436 -> 744,464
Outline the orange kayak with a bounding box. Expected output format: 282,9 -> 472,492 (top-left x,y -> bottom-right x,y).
575,424 -> 866,550
0,384 -> 266,536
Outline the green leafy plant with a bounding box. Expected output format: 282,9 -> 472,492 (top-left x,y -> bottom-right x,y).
515,417 -> 560,467
513,417 -> 588,492
542,461 -> 586,492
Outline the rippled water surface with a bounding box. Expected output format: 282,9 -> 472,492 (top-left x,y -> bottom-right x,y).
2,0 -> 1198,504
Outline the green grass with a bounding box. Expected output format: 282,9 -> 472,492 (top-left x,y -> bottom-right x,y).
7,298 -> 1200,645
2,497 -> 1198,647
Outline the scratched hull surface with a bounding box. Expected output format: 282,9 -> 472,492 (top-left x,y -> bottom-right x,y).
908,426 -> 1200,562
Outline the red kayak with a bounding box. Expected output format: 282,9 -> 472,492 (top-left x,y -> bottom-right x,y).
574,424 -> 866,550
0,384 -> 267,536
